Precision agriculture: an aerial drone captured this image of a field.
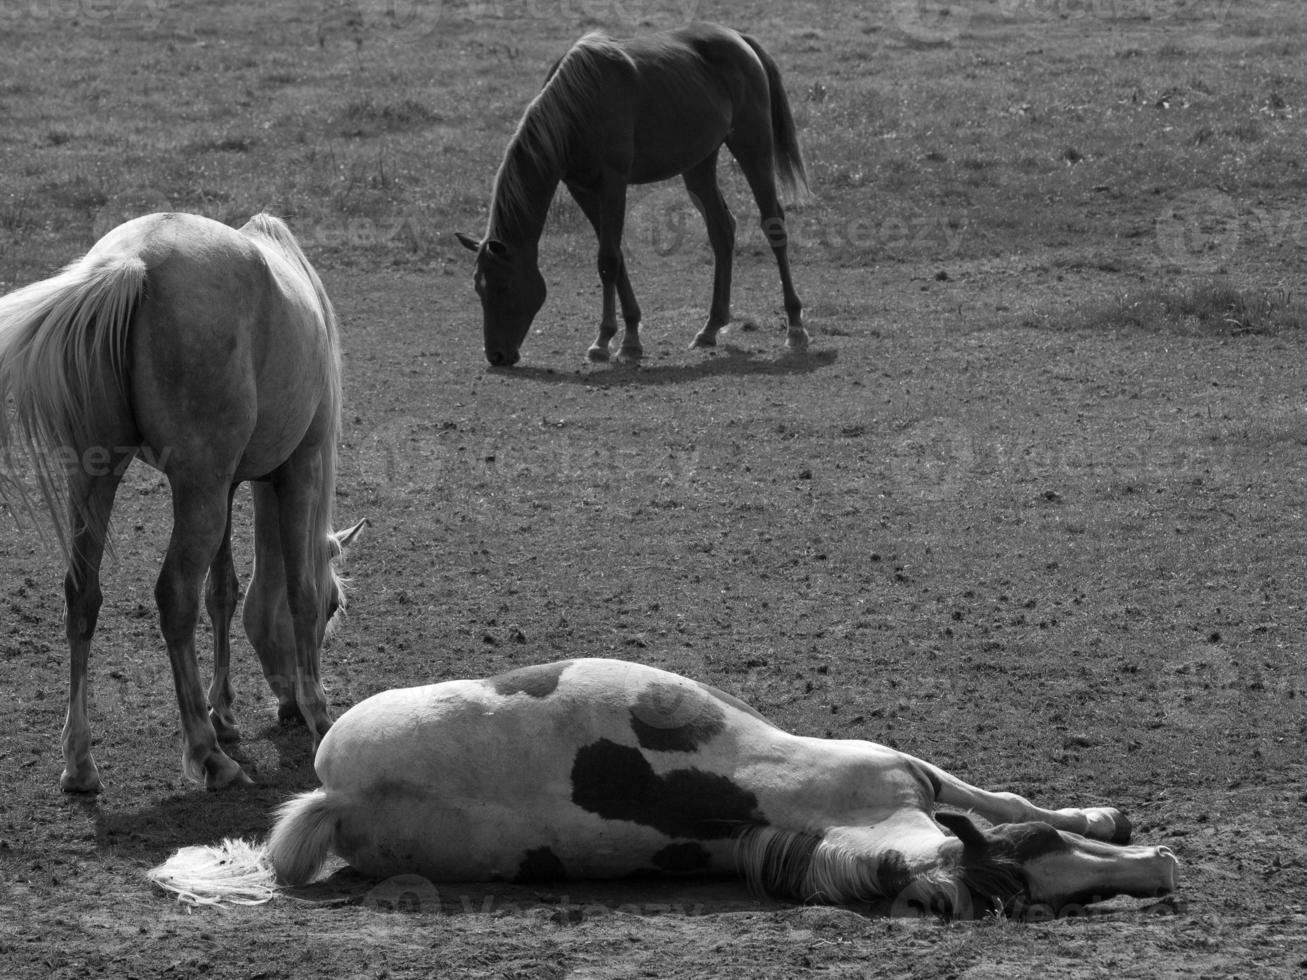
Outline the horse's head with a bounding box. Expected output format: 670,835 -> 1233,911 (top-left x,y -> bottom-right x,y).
243,515 -> 368,727
321,517 -> 368,638
456,232 -> 546,367
936,812 -> 1179,917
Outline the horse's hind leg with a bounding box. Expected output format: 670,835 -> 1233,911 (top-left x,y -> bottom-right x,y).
60,466 -> 125,793
204,485 -> 241,743
683,150 -> 737,350
726,135 -> 808,351
157,479 -> 250,789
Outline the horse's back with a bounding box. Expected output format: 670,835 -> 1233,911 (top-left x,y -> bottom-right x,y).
606,24 -> 771,181
111,213 -> 335,479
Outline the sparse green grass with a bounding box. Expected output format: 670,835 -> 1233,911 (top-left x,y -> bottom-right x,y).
1075,283 -> 1307,335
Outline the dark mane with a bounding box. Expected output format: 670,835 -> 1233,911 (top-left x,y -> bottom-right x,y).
487,33 -> 628,236
953,843 -> 1028,916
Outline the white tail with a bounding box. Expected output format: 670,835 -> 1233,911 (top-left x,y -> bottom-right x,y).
0,251 -> 146,553
147,790 -> 341,905
146,838 -> 277,906
265,789 -> 341,887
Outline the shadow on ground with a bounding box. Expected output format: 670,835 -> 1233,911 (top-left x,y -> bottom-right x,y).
501,345 -> 839,387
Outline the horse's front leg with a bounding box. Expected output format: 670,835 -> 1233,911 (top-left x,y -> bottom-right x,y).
587,179 -> 633,363
271,454 -> 334,745
917,757 -> 1133,844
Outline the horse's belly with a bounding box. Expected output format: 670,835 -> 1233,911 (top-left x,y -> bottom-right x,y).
333,789 -> 736,883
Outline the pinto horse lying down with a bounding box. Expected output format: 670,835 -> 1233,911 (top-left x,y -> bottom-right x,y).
149,659 -> 1178,917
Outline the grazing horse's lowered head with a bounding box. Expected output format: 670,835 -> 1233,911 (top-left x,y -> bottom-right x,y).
458,23 -> 809,367
149,659 -> 1178,916
453,233 -> 545,367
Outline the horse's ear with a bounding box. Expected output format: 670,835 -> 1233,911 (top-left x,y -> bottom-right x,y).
936,811 -> 990,854
455,232 -> 481,253
332,517 -> 369,555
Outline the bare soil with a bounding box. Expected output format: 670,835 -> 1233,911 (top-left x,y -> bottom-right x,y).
3,1 -> 1307,977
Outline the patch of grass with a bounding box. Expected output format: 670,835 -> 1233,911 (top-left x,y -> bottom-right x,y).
1073,284 -> 1307,336
335,97 -> 440,137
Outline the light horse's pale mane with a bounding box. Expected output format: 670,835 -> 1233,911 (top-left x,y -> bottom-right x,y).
735,826 -> 978,916
241,214 -> 348,614
488,33 -> 629,236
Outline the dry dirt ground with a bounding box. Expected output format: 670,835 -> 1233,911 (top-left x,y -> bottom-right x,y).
2,1 -> 1307,978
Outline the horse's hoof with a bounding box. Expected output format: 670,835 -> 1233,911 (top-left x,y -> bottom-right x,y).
1092,807 -> 1132,844
206,764 -> 254,791
60,769 -> 104,794
785,328 -> 810,350
618,345 -> 644,360
587,345 -> 611,363
689,333 -> 717,349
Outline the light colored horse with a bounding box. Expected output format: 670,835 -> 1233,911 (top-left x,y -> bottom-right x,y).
456,23 -> 810,366
0,212 -> 363,792
150,659 -> 1178,916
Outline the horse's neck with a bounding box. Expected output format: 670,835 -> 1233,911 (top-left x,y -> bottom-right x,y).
488,138 -> 560,247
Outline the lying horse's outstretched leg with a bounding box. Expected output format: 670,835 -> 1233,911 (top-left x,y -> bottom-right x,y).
204,486 -> 241,743
918,758 -> 1133,843
60,459 -> 129,793
157,478 -> 250,789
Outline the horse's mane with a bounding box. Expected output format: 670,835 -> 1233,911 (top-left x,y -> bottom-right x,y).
240,213 -> 347,609
735,826 -> 964,912
735,825 -> 1030,918
488,33 -> 629,238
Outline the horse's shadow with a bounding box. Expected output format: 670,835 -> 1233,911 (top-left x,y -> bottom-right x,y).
82,722 -> 319,864
293,866 -> 800,916
501,344 -> 838,387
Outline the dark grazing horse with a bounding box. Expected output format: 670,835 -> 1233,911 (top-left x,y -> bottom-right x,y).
0,212 -> 363,792
457,23 -> 811,366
